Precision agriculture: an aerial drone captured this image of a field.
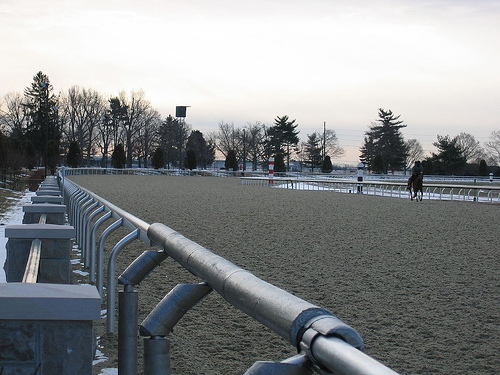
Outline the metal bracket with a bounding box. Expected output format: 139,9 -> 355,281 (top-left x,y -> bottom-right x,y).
244,354 -> 313,375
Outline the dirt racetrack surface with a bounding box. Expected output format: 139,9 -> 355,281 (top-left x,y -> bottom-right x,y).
67,175 -> 499,375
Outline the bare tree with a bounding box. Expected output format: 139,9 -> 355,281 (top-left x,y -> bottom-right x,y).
111,90 -> 154,168
60,86 -> 86,160
244,122 -> 266,170
322,129 -> 344,160
81,89 -> 107,165
59,86 -> 107,165
456,132 -> 485,163
405,139 -> 424,168
95,112 -> 115,168
134,108 -> 162,167
215,122 -> 242,158
485,130 -> 500,166
0,92 -> 28,137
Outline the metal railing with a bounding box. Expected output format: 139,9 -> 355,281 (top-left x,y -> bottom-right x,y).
58,170 -> 400,375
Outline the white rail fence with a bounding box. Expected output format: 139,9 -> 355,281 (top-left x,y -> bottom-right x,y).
240,177 -> 500,204
59,169 -> 400,375
62,167 -> 500,204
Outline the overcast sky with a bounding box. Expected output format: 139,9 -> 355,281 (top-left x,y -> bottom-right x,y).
1,0 -> 499,163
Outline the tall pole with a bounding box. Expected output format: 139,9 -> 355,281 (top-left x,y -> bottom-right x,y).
242,128 -> 246,173
323,121 -> 326,161
175,106 -> 190,170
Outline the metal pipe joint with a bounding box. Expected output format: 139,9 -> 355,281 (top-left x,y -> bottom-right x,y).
140,282 -> 212,337
118,250 -> 168,286
298,315 -> 364,372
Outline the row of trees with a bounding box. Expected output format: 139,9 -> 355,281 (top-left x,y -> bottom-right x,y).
209,116 -> 344,172
0,72 -> 214,171
1,72 -> 499,175
360,108 -> 500,175
0,71 -> 346,173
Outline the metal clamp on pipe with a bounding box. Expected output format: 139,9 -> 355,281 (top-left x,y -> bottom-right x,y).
299,315 -> 364,352
118,250 -> 168,286
244,354 -> 313,375
298,315 -> 364,373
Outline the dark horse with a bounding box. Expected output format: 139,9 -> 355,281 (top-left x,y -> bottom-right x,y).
407,173 -> 423,201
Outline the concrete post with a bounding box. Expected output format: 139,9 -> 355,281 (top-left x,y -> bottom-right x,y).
22,204 -> 67,224
0,283 -> 100,375
31,195 -> 64,204
5,224 -> 75,283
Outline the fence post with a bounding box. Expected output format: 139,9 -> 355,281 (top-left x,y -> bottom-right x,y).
357,162 -> 364,194
118,285 -> 138,375
269,157 -> 274,186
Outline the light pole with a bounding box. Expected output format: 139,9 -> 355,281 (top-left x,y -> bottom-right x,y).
175,106 -> 190,170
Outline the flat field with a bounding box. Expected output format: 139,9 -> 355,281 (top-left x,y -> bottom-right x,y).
68,175 -> 499,375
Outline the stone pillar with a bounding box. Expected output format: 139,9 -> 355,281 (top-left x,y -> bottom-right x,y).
36,188 -> 61,196
31,196 -> 63,204
22,204 -> 67,225
4,224 -> 75,283
0,283 -> 100,375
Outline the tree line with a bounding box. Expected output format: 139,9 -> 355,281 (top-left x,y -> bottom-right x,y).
0,72 -> 346,173
360,108 -> 500,175
1,72 -> 499,175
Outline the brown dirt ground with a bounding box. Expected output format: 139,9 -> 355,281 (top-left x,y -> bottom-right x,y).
67,175 -> 500,375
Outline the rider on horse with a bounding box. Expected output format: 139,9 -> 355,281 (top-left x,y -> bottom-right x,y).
408,160 -> 424,188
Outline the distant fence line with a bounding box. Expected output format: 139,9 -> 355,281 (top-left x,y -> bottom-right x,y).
240,177 -> 500,204
62,166 -> 499,182
61,167 -> 500,204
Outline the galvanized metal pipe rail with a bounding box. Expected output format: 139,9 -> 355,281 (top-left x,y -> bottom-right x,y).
59,172 -> 400,375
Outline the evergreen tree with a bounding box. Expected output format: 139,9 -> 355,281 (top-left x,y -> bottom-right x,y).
0,131 -> 8,169
321,155 -> 333,173
66,141 -> 81,168
225,149 -> 238,171
360,109 -> 407,173
24,141 -> 37,170
274,152 -> 286,172
158,115 -> 190,168
111,144 -> 126,168
23,71 -> 61,167
304,133 -> 323,172
431,135 -> 467,175
186,149 -> 197,170
185,130 -> 215,168
151,147 -> 165,169
45,139 -> 59,175
478,159 -> 488,176
372,154 -> 385,173
422,159 -> 434,175
268,115 -> 299,171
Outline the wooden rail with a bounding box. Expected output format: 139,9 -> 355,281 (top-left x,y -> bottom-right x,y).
22,238 -> 42,283
21,214 -> 48,283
